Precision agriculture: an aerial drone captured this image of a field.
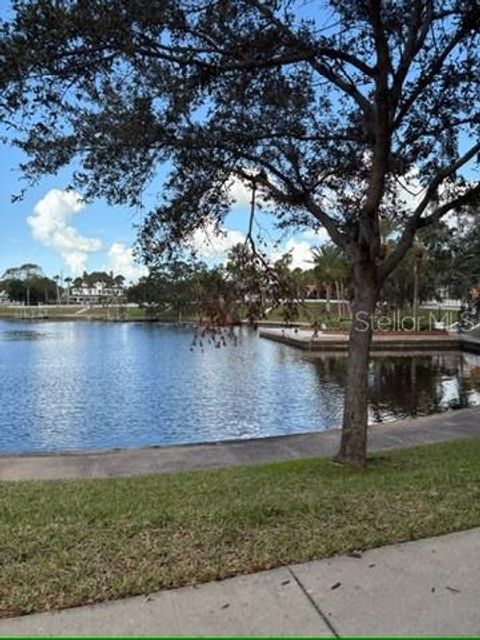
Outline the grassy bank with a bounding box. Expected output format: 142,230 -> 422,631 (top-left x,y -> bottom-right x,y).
0,302 -> 459,329
0,305 -> 143,320
266,303 -> 459,330
0,305 -> 186,322
1,438 -> 480,617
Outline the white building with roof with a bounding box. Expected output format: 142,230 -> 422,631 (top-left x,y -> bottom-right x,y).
69,281 -> 124,305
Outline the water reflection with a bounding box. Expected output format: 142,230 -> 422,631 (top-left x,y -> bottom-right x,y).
307,350 -> 480,423
0,320 -> 479,453
0,329 -> 50,340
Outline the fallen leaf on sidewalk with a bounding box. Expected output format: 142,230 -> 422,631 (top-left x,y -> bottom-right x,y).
446,586 -> 461,594
331,582 -> 342,590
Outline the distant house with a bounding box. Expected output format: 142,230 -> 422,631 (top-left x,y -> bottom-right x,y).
0,290 -> 10,305
304,283 -> 324,299
69,281 -> 124,305
422,285 -> 463,311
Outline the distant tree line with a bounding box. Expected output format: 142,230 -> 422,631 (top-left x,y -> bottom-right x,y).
2,220 -> 479,310
127,220 -> 480,323
0,264 -> 58,305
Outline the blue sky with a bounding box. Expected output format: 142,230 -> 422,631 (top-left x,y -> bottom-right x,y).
1,101 -> 324,281
0,1 -> 326,282
0,1 -> 151,279
1,136 -> 313,281
1,76 -> 319,280
1,143 -> 146,279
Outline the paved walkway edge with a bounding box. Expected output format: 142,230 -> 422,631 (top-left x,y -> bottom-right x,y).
1,406 -> 479,481
1,528 -> 479,636
259,327 -> 462,352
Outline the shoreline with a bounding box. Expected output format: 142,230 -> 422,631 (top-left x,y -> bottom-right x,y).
259,326 -> 480,353
1,405 -> 479,481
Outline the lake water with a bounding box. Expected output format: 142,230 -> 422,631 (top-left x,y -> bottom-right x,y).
1,319 -> 479,454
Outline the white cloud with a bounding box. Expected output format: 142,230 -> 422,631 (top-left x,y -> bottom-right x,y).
394,170 -> 426,212
105,243 -> 148,283
189,223 -> 320,271
189,223 -> 245,261
28,189 -> 102,274
26,188 -> 333,279
272,239 -> 314,270
228,177 -> 253,207
269,228 -> 332,271
228,175 -> 271,208
301,227 -> 330,244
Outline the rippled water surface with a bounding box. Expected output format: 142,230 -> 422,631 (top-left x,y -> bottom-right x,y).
1,319 -> 479,453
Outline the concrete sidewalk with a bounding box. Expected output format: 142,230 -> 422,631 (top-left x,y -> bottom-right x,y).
259,326 -> 462,352
1,528 -> 479,636
1,406 -> 480,481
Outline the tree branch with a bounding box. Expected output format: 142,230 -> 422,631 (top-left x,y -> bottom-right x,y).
391,0 -> 434,108
247,0 -> 375,74
409,141 -> 480,221
379,140 -> 480,281
246,0 -> 374,117
380,182 -> 480,281
417,182 -> 480,228
394,23 -> 469,126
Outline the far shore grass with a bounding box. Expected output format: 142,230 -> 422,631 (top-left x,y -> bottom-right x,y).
0,305 -> 150,320
0,302 -> 459,329
1,437 -> 480,618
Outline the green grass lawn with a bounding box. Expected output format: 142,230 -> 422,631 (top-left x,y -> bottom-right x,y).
0,302 -> 460,329
0,306 -> 151,321
1,438 -> 480,618
266,303 -> 459,330
0,305 -> 194,322
0,305 -> 117,319
266,301 -> 351,327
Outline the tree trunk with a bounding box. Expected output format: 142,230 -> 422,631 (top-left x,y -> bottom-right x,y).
413,262 -> 419,321
336,264 -> 379,466
325,283 -> 331,314
335,281 -> 342,319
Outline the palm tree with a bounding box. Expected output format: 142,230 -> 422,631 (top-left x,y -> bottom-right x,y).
64,277 -> 72,304
311,244 -> 349,318
53,275 -> 61,305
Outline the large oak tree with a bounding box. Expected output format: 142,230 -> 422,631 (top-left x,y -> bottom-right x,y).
1,0 -> 479,465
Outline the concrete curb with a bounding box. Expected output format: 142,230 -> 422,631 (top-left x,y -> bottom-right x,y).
1,406 -> 479,481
